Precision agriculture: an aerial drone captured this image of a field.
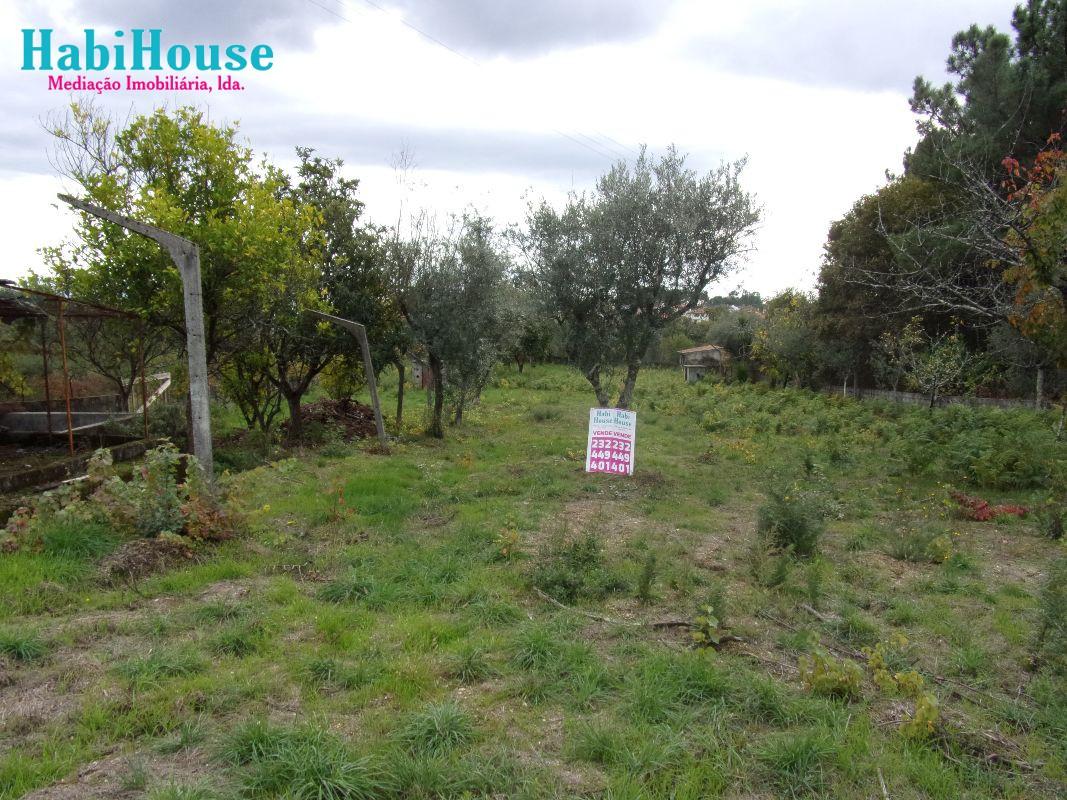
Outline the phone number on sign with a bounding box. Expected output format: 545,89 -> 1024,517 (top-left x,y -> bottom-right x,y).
589,438 -> 631,451
588,459 -> 631,473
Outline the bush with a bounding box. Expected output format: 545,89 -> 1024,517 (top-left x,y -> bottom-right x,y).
532,532 -> 626,603
797,649 -> 862,699
757,482 -> 826,558
885,527 -> 953,564
1037,556 -> 1067,674
4,444 -> 240,548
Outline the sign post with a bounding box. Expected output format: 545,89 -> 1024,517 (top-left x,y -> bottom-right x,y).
585,408 -> 637,476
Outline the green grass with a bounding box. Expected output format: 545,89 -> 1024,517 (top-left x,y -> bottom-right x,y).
0,365 -> 1064,799
0,626 -> 49,661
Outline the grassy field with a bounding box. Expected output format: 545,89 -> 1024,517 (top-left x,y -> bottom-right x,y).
0,365 -> 1064,799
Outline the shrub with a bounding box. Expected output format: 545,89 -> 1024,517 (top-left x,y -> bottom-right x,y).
4,444 -> 239,547
885,527 -> 953,564
635,552 -> 657,603
1037,556 -> 1067,673
532,532 -> 625,602
757,482 -> 826,557
797,649 -> 862,699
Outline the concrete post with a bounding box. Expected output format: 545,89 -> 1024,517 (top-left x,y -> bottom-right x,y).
57,194 -> 214,478
306,310 -> 389,452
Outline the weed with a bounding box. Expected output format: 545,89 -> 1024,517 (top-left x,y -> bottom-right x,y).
509,624 -> 562,672
533,531 -> 625,603
319,570 -> 373,603
446,645 -> 494,684
690,605 -> 724,648
758,481 -> 826,557
118,648 -> 206,686
757,730 -> 836,797
0,627 -> 48,661
798,649 -> 862,699
567,722 -> 622,765
397,702 -> 475,755
886,526 -> 953,564
530,405 -> 562,422
221,721 -> 391,798
38,518 -> 119,560
635,552 -> 657,603
210,623 -> 267,657
1036,556 -> 1067,673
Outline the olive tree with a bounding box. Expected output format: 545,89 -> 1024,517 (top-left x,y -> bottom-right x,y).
392,213 -> 509,437
526,145 -> 760,407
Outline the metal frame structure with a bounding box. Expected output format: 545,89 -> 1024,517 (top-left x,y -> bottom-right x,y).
0,280 -> 150,455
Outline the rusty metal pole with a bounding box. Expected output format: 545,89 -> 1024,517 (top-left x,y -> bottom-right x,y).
56,301 -> 75,456
138,326 -> 149,441
39,319 -> 53,436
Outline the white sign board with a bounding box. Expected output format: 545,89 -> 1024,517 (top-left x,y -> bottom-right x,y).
585,408 -> 637,476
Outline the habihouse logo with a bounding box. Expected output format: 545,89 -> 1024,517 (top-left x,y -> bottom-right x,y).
21,28 -> 273,94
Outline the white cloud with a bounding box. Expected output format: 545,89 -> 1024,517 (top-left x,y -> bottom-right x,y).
0,0 -> 999,295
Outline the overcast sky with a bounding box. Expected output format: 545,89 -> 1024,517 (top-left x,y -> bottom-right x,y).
1,0 -> 1014,295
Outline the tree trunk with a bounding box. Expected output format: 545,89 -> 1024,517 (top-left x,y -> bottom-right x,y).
616,360 -> 641,409
1057,402 -> 1065,440
517,356 -> 525,373
285,391 -> 302,444
453,399 -> 464,426
842,373 -> 848,398
394,357 -> 405,430
429,352 -> 444,439
1035,365 -> 1045,411
585,365 -> 611,407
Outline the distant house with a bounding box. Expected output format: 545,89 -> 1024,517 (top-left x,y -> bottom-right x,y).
677,344 -> 730,382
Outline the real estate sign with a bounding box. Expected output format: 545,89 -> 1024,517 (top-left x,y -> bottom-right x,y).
585,408 -> 637,476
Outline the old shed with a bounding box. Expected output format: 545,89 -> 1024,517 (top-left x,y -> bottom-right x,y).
677,344 -> 730,382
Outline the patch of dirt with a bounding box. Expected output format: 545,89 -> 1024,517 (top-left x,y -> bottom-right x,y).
22,747 -> 214,799
99,536 -> 197,584
286,399 -> 378,440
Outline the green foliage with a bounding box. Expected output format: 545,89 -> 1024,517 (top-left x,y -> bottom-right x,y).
0,627 -> 49,662
886,527 -> 954,564
1037,556 -> 1067,673
689,606 -> 723,648
526,145 -> 760,407
37,518 -> 119,560
222,721 -> 391,799
635,552 -> 657,603
4,444 -> 238,552
797,649 -> 863,699
397,702 -> 475,755
756,730 -> 836,797
757,480 -> 827,558
532,532 -> 625,603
